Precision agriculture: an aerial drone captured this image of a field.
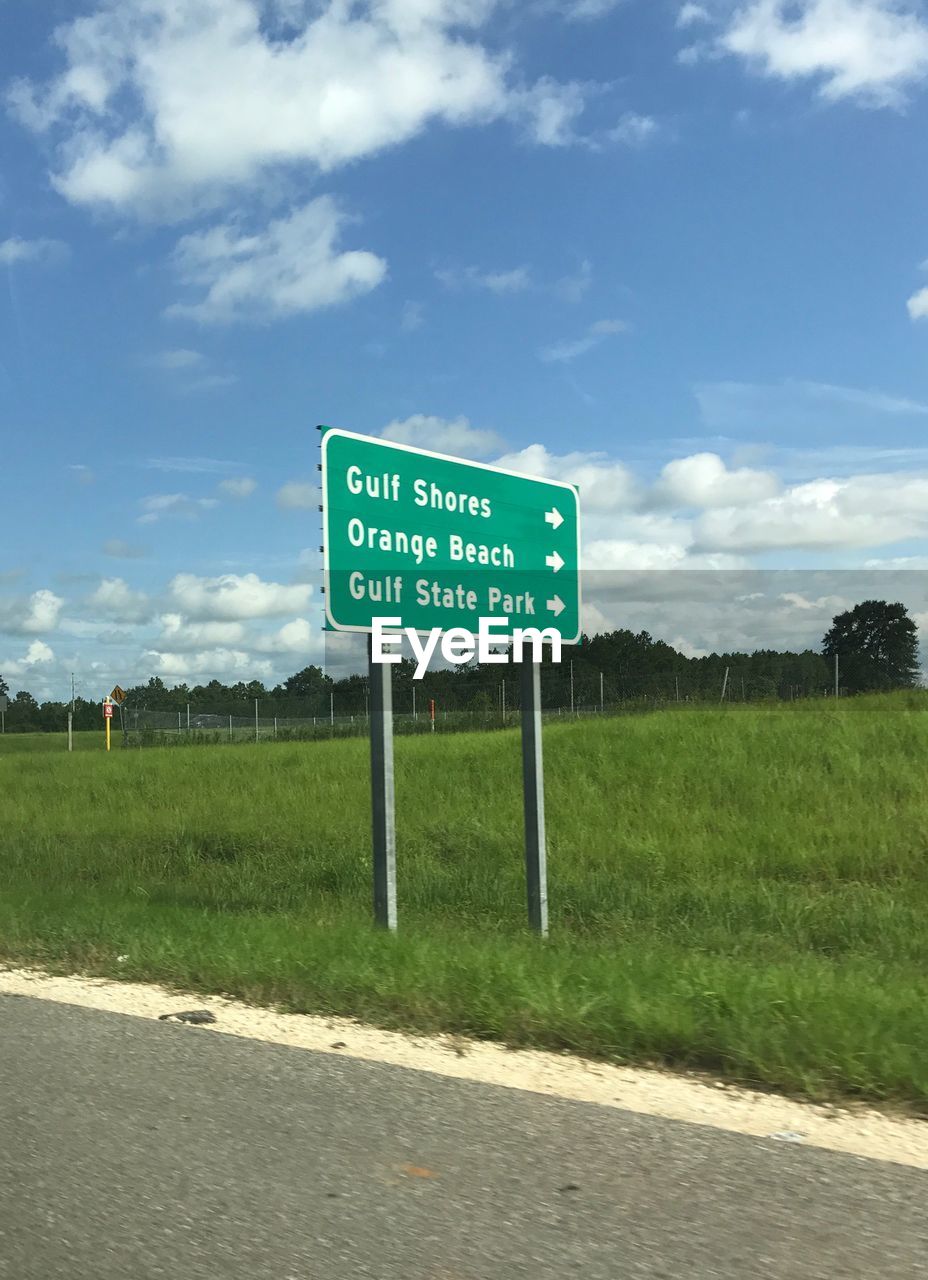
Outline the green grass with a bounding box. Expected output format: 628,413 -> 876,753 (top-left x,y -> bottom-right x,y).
1,693 -> 926,1110
0,730 -> 103,753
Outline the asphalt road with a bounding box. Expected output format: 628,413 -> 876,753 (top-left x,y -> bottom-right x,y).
1,994 -> 925,1280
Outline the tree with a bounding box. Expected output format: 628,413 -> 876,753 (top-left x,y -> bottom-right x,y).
822,600 -> 920,692
7,690 -> 40,731
0,673 -> 8,697
279,665 -> 330,698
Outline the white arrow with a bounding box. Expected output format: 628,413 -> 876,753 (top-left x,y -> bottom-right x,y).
545,507 -> 564,531
545,550 -> 564,574
547,595 -> 565,617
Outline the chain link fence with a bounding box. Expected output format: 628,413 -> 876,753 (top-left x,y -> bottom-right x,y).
119,664 -> 840,747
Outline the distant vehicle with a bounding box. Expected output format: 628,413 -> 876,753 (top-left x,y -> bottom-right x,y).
191,715 -> 225,729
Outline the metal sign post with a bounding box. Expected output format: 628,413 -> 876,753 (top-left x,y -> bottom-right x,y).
319,423 -> 581,937
520,659 -> 548,937
368,637 -> 397,930
0,695 -> 6,734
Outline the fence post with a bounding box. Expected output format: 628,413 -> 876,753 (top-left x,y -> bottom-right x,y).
228,714 -> 233,741
255,697 -> 259,743
186,702 -> 190,730
599,671 -> 604,714
274,716 -> 278,739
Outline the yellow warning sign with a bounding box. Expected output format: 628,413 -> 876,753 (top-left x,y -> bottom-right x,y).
110,686 -> 127,704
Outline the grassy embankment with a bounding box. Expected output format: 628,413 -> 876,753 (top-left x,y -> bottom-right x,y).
1,694 -> 926,1109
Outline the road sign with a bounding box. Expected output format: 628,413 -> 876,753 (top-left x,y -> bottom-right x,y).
103,703 -> 114,719
0,696 -> 7,714
321,428 -> 581,642
110,685 -> 126,704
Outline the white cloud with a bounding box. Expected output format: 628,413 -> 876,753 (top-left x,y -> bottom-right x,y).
0,639 -> 55,681
382,414 -> 506,458
9,0 -> 587,219
0,589 -> 65,635
694,471 -> 928,552
218,476 -> 257,498
514,77 -> 589,146
276,481 -> 319,510
607,112 -> 660,146
436,264 -> 532,294
493,442 -> 638,512
89,577 -> 151,622
539,317 -> 629,362
718,0 -> 928,106
157,613 -> 247,649
167,198 -> 387,324
138,493 -> 220,523
778,591 -> 850,612
554,258 -> 593,304
582,534 -> 748,572
254,617 -> 314,653
144,647 -> 274,680
864,554 -> 928,568
0,237 -> 68,266
655,452 -> 781,508
678,2 -> 710,27
68,464 -> 95,485
907,285 -> 928,319
167,571 -> 312,620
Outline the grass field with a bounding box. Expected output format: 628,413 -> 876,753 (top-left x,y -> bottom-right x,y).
0,731 -> 102,753
1,694 -> 926,1109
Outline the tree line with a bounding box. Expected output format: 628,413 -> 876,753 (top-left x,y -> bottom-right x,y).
1,599 -> 920,733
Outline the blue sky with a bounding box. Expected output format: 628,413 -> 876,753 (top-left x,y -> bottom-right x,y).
4,0 -> 928,696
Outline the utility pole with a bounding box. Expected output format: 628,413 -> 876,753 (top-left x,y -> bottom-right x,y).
501,678 -> 506,721
255,697 -> 259,743
834,653 -> 839,699
675,674 -> 680,703
68,672 -> 75,753
599,670 -> 604,714
569,660 -> 575,715
720,666 -> 730,703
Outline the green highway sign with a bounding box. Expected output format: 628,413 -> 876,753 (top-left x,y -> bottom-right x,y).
321,428 -> 581,642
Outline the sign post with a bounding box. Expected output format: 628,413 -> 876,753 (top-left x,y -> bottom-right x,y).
110,686 -> 127,748
520,659 -> 548,936
368,637 -> 397,930
103,698 -> 114,751
0,695 -> 6,734
320,425 -> 581,935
